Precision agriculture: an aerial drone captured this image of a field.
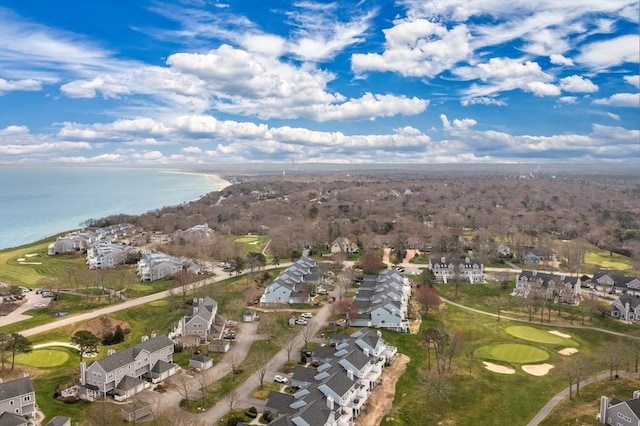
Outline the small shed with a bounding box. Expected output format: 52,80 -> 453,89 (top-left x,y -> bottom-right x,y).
46,416 -> 71,426
121,401 -> 153,422
190,353 -> 213,371
209,338 -> 230,353
243,310 -> 257,322
288,316 -> 297,327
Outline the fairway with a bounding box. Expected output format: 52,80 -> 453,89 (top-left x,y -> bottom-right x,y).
505,326 -> 578,346
475,343 -> 549,363
15,348 -> 71,368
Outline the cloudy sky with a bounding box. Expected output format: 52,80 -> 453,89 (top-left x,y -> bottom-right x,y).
0,0 -> 638,165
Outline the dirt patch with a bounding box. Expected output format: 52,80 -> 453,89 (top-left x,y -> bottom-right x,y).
75,316 -> 131,340
548,330 -> 572,338
558,347 -> 579,356
522,363 -> 554,376
355,353 -> 409,426
482,361 -> 515,374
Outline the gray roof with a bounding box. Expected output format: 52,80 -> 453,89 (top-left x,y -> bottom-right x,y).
265,391 -> 295,414
45,416 -> 71,426
292,366 -> 317,384
0,377 -> 34,402
91,335 -> 173,373
116,375 -> 145,391
312,346 -> 335,360
294,398 -> 334,426
151,360 -> 175,374
191,354 -> 212,363
0,412 -> 28,426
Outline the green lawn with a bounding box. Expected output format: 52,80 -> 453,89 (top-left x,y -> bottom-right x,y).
475,343 -> 550,364
584,248 -> 634,272
505,325 -> 579,346
15,348 -> 71,368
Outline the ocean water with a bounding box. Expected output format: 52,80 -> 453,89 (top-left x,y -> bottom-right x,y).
0,166 -> 218,250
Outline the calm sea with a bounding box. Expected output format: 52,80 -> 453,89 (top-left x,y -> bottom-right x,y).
0,166 -> 218,250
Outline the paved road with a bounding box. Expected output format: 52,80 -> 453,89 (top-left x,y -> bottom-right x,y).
1,264 -> 292,335
526,371 -> 639,426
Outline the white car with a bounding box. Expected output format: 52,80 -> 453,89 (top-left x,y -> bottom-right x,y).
295,318 -> 308,325
34,302 -> 46,308
274,375 -> 288,384
300,313 -> 313,319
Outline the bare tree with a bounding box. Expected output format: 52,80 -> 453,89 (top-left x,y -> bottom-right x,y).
414,285 -> 441,316
487,295 -> 510,321
254,354 -> 270,389
300,322 -> 318,349
282,334 -> 300,363
175,374 -> 194,406
225,390 -> 240,412
226,353 -> 242,375
601,340 -> 627,379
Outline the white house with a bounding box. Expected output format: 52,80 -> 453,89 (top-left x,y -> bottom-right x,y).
137,251 -> 200,282
429,256 -> 484,283
259,257 -> 318,306
0,376 -> 36,420
330,237 -> 359,254
515,270 -> 581,305
611,294 -> 640,322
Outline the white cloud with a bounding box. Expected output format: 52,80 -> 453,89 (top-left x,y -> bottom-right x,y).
61,76 -> 131,99
456,58 -> 558,98
607,112 -> 621,121
558,96 -> 577,104
559,75 -> 598,93
304,93 -> 428,121
351,19 -> 471,77
0,78 -> 42,94
549,54 -> 574,66
624,75 -> 640,89
182,146 -> 202,154
0,141 -> 92,155
576,34 -> 640,69
460,97 -> 506,106
593,93 -> 640,107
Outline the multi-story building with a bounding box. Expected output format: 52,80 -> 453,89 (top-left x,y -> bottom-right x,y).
0,376 -> 36,421
429,256 -> 484,283
260,257 -> 319,306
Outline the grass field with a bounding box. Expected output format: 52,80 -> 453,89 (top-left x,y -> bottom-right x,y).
505,325 -> 579,346
583,248 -> 634,272
15,348 -> 71,368
475,343 -> 550,363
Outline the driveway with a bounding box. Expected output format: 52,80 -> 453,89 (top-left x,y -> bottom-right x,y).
0,291 -> 50,326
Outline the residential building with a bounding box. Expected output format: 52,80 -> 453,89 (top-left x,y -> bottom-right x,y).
515,270 -> 581,305
47,231 -> 98,255
428,256 -> 484,283
598,391 -> 640,425
330,237 -> 359,254
136,251 -> 200,282
0,376 -> 36,420
591,272 -> 640,296
611,294 -> 640,322
78,334 -> 177,401
176,297 -> 224,342
260,257 -> 319,306
266,328 -> 397,426
86,241 -> 138,270
350,270 -> 411,332
173,223 -> 213,244
189,354 -> 213,371
45,416 -> 72,426
521,247 -> 555,264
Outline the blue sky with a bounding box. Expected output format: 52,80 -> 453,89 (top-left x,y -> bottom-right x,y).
0,0 -> 638,165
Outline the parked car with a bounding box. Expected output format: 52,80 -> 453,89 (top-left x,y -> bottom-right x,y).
395,266 -> 405,273
295,318 -> 308,325
300,313 -> 313,319
42,291 -> 54,297
274,375 -> 288,384
34,302 -> 46,308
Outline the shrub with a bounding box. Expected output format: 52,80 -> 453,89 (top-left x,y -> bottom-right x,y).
225,415 -> 243,426
261,410 -> 276,422
245,406 -> 258,418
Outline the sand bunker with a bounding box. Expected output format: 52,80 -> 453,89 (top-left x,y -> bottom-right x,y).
19,262 -> 42,265
25,254 -> 39,257
548,330 -> 571,338
483,361 -> 515,375
17,258 -> 25,261
522,363 -> 554,376
558,348 -> 579,356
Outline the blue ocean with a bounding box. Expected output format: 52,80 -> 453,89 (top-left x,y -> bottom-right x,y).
0,166 -> 218,249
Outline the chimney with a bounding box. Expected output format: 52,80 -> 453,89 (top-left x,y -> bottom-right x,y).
598,396 -> 608,424
364,348 -> 369,357
347,369 -> 354,380
441,256 -> 446,264
327,395 -> 334,410
80,361 -> 86,385
633,390 -> 640,400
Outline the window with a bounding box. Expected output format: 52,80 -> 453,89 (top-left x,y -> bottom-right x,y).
23,395 -> 30,401
10,400 -> 14,405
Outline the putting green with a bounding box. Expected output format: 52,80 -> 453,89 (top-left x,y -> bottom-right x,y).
149,300 -> 169,307
475,344 -> 549,364
131,284 -> 153,292
234,236 -> 259,243
505,326 -> 578,346
15,348 -> 70,368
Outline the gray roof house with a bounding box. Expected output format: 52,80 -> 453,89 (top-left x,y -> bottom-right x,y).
260,257 -> 318,306
85,241 -> 137,270
521,247 -> 556,264
45,416 -> 71,426
173,223 -> 213,244
428,256 -> 484,283
350,270 -> 411,332
515,270 -> 581,305
136,251 -> 200,282
0,376 -> 35,420
176,297 -> 223,342
330,237 -> 359,254
598,390 -> 640,425
78,334 -> 176,401
592,272 -> 640,296
611,294 -> 640,322
265,328 -> 396,426
189,354 -> 213,371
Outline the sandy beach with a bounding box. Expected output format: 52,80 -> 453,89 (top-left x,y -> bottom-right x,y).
164,170 -> 232,192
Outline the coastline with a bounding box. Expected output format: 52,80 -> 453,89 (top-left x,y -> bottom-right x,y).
162,170 -> 232,192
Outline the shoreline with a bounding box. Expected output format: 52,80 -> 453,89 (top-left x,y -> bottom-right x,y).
162,170 -> 232,192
